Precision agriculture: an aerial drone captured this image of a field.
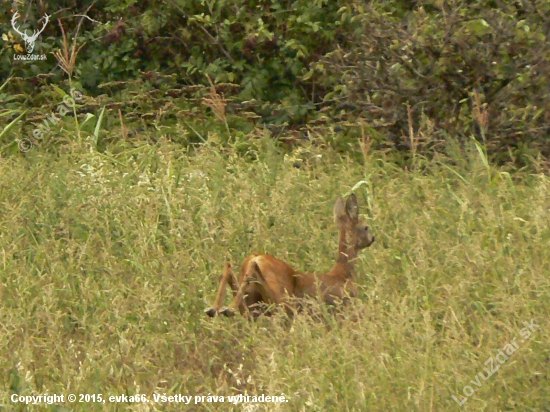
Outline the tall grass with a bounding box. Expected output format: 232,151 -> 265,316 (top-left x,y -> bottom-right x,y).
0,135 -> 548,411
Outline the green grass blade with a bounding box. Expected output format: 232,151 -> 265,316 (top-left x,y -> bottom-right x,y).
0,109 -> 28,139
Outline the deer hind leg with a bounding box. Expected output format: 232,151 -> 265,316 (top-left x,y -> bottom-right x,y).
243,286 -> 267,320
222,261 -> 290,319
220,277 -> 261,318
221,261 -> 267,318
205,261 -> 238,317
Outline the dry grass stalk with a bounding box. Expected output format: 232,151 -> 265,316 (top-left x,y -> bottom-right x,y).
52,19 -> 85,77
119,109 -> 128,140
203,74 -> 227,124
359,119 -> 372,163
473,90 -> 489,138
407,104 -> 417,157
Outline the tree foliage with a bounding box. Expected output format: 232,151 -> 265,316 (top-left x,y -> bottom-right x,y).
1,0 -> 549,161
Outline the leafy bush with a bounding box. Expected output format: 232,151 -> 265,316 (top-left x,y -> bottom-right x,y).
1,0 -> 549,162
316,1 -> 550,162
1,0 -> 353,124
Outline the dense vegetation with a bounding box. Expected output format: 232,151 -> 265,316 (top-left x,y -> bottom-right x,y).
1,0 -> 549,161
1,139 -> 549,410
0,1 -> 549,410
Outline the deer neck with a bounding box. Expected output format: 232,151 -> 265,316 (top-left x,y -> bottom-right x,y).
333,228 -> 358,279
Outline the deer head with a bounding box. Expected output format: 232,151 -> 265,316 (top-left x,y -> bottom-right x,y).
11,12 -> 50,54
334,194 -> 375,261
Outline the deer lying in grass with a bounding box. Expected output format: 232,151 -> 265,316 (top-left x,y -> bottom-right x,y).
205,194 -> 375,319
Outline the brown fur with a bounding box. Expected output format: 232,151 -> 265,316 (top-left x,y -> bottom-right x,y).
205,194 -> 375,319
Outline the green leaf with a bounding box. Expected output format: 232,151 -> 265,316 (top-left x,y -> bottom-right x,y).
464,19 -> 492,36
93,106 -> 107,145
0,109 -> 28,139
51,84 -> 69,98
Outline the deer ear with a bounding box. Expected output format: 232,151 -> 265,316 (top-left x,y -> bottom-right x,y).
345,193 -> 359,221
333,197 -> 347,221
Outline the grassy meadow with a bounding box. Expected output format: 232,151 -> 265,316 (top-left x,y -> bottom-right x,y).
0,134 -> 549,411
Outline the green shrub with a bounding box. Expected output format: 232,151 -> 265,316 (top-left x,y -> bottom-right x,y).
317,1 -> 550,163
1,1 -> 549,162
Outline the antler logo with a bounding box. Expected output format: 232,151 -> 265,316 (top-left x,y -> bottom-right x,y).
11,12 -> 50,54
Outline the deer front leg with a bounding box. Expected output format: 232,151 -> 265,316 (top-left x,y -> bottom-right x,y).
220,275 -> 251,317
205,261 -> 238,317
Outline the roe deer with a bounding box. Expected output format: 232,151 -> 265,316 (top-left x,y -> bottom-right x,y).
205,193 -> 375,319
